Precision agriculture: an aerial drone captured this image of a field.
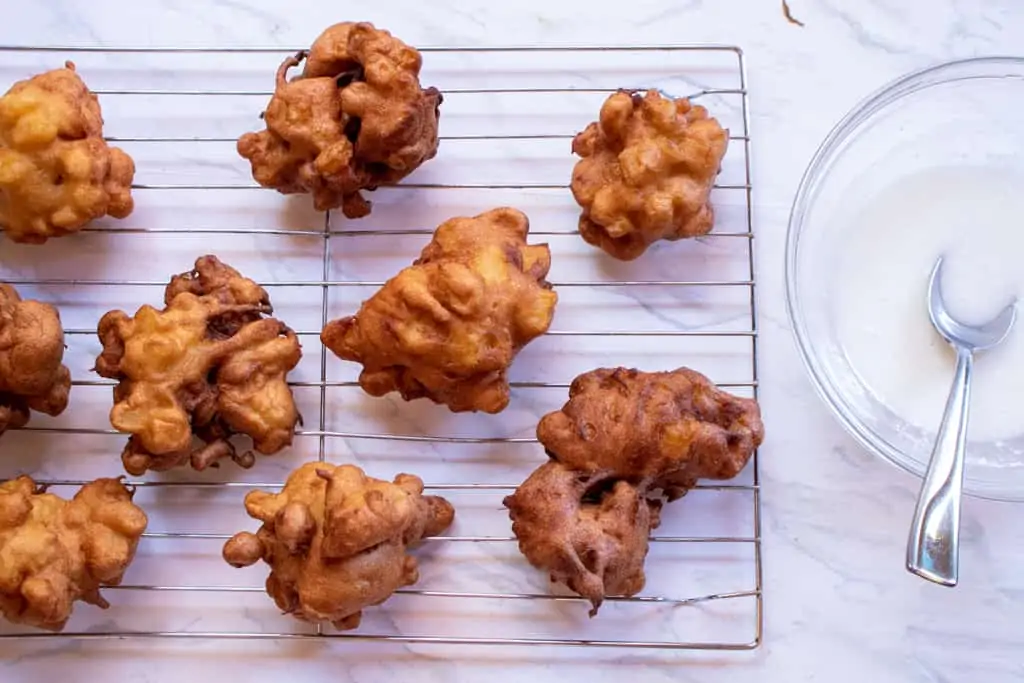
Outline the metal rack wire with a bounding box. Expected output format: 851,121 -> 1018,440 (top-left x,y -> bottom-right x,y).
0,44 -> 760,652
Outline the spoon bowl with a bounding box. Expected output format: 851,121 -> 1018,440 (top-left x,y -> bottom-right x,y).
927,257 -> 1017,352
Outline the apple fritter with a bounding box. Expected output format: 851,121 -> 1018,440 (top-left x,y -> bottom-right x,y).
0,476 -> 147,631
237,22 -> 441,218
223,462 -> 454,630
321,207 -> 558,413
537,367 -> 764,499
0,283 -> 71,436
504,461 -> 662,616
570,89 -> 728,261
95,255 -> 302,475
0,62 -> 134,243
505,367 -> 763,613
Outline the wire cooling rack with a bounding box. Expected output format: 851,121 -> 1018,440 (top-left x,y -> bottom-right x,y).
0,44 -> 759,653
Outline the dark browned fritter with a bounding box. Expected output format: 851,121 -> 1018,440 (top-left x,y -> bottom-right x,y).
0,283 -> 71,436
237,22 -> 442,217
504,367 -> 764,614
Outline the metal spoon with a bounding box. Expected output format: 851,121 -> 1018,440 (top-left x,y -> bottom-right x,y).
906,256 -> 1017,586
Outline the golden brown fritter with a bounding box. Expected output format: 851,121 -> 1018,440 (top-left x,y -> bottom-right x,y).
504,367 -> 763,613
222,462 -> 454,630
0,283 -> 71,436
321,207 -> 558,413
570,89 -> 728,261
0,62 -> 135,244
0,476 -> 147,631
237,22 -> 441,218
95,255 -> 302,475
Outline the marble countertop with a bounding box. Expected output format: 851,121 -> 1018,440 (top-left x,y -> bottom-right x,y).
2,1 -> 1024,681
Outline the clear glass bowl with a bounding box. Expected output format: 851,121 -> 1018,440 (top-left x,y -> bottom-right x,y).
786,57 -> 1024,501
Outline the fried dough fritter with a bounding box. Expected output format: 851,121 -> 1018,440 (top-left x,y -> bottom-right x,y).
222,462 -> 454,630
95,255 -> 302,476
538,367 -> 765,500
0,283 -> 71,436
570,89 -> 729,261
237,22 -> 442,218
504,462 -> 662,616
0,61 -> 135,244
504,367 -> 764,613
321,207 -> 558,413
0,476 -> 147,631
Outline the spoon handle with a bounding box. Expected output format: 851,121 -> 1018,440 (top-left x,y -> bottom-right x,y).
906,347 -> 973,586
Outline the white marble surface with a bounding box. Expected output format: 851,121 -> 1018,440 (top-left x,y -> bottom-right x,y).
2,1 -> 1024,681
